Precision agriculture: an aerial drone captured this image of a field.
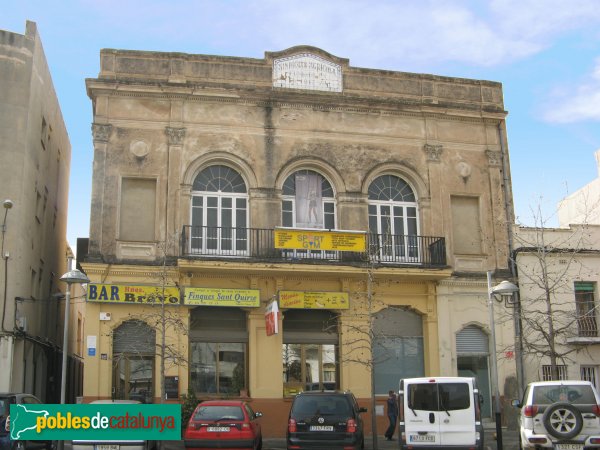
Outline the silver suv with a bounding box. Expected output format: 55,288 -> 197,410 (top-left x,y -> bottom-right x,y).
513,380 -> 600,449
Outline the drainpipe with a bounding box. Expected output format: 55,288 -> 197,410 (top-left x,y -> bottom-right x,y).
498,122 -> 525,398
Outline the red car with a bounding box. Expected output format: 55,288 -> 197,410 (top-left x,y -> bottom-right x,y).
184,400 -> 263,450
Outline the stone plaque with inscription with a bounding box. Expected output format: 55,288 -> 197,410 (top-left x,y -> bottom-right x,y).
273,53 -> 342,92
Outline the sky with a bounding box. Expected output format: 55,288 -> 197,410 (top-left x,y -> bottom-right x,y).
4,0 -> 600,251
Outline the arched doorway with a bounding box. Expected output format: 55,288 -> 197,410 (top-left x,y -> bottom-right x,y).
112,320 -> 156,403
456,325 -> 491,418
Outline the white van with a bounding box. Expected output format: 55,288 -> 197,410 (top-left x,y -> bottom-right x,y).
398,377 -> 483,450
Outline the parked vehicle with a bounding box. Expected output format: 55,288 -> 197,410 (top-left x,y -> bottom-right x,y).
286,390 -> 366,450
184,400 -> 263,450
71,400 -> 155,450
398,377 -> 484,450
512,380 -> 600,449
0,393 -> 54,450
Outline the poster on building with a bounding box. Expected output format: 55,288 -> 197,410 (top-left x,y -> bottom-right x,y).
184,287 -> 260,307
87,284 -> 180,305
265,300 -> 280,336
274,229 -> 366,252
279,291 -> 349,309
295,172 -> 323,228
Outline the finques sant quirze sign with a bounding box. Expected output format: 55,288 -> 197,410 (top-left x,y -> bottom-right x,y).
183,287 -> 260,307
274,229 -> 366,252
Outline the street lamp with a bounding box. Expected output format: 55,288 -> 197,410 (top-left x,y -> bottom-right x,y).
59,267 -> 89,404
487,271 -> 519,450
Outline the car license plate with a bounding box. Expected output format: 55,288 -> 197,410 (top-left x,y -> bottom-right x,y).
556,445 -> 583,450
309,426 -> 334,431
207,427 -> 230,432
409,434 -> 435,442
96,446 -> 119,450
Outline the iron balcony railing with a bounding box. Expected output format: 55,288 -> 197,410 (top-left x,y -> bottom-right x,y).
577,314 -> 598,338
181,226 -> 447,267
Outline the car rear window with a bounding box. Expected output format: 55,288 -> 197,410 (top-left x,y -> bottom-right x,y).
193,405 -> 244,421
408,383 -> 471,411
532,385 -> 597,405
292,395 -> 352,417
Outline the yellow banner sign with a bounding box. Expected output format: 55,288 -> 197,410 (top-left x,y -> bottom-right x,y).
184,288 -> 260,307
279,291 -> 349,309
87,284 -> 180,305
274,229 -> 366,252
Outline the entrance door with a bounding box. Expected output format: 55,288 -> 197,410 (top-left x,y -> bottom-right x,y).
456,326 -> 491,418
113,356 -> 154,403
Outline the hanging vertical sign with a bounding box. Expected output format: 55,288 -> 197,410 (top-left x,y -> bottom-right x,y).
265,300 -> 280,336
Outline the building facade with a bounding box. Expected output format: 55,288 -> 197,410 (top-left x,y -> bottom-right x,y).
0,21 -> 74,401
514,224 -> 600,388
81,46 -> 516,435
558,149 -> 600,227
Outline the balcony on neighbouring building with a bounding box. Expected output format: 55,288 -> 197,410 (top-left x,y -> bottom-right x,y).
180,225 -> 447,267
567,314 -> 600,345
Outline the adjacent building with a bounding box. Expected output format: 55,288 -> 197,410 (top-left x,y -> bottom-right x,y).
513,223 -> 600,388
558,149 -> 600,227
0,21 -> 74,401
81,46 -> 517,435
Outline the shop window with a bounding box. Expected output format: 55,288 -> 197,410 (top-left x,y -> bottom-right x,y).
119,178 -> 156,241
191,165 -> 248,255
282,309 -> 339,396
368,175 -> 419,262
190,342 -> 246,395
189,306 -> 248,396
373,307 -> 424,394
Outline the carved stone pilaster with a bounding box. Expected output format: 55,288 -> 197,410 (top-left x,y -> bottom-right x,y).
424,144 -> 443,162
91,123 -> 112,143
165,127 -> 186,146
486,149 -> 502,166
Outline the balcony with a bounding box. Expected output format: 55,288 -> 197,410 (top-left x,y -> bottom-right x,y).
180,226 -> 447,267
567,315 -> 600,345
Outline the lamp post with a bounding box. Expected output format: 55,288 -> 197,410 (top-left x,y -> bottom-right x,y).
59,267 -> 89,404
487,271 -> 519,450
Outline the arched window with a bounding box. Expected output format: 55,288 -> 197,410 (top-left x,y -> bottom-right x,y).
282,170 -> 335,229
368,175 -> 419,262
191,165 -> 248,255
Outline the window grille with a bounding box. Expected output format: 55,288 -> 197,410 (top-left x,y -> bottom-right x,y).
542,365 -> 568,381
581,366 -> 599,390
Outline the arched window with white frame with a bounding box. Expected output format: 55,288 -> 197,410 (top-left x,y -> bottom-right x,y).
190,165 -> 248,255
281,169 -> 336,258
367,174 -> 419,262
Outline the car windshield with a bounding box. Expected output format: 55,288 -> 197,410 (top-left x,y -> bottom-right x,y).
532,385 -> 597,405
0,397 -> 11,417
293,396 -> 351,417
193,405 -> 244,421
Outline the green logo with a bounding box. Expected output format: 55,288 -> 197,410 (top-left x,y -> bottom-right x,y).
9,404 -> 181,440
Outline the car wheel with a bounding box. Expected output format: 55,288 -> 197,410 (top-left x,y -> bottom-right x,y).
542,402 -> 583,439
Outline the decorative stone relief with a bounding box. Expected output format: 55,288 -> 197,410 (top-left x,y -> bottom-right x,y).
424,144 -> 443,162
92,123 -> 112,143
165,127 -> 186,146
456,161 -> 472,183
130,140 -> 150,159
486,149 -> 502,166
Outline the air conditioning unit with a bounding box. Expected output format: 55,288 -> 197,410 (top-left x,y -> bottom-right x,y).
16,316 -> 28,332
